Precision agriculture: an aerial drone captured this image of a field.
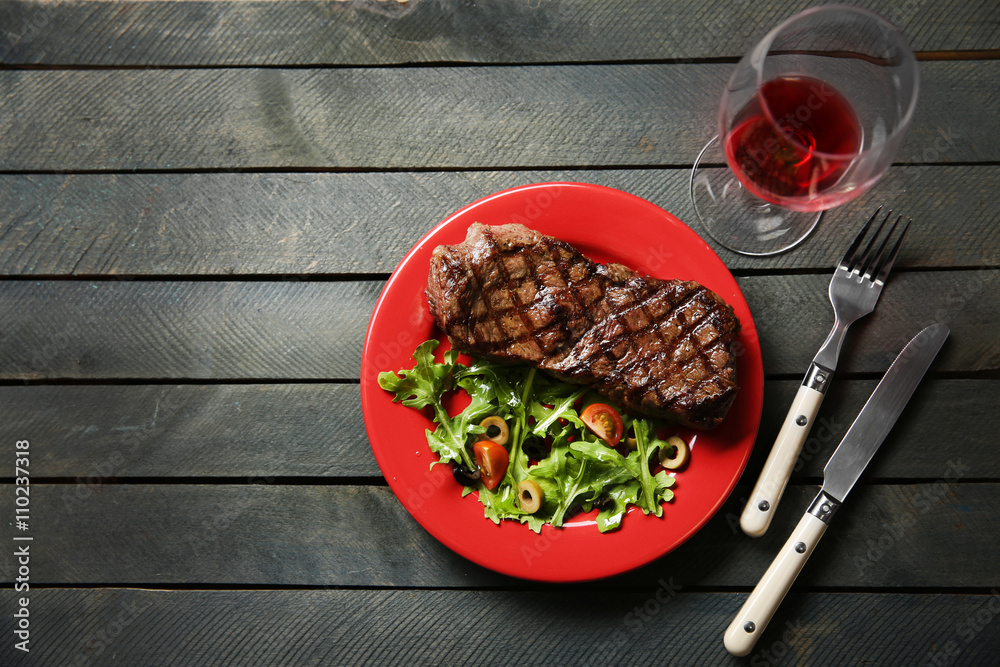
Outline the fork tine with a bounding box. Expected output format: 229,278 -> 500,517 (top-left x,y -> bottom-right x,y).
860,214 -> 900,280
850,208 -> 893,274
839,206 -> 883,270
873,216 -> 911,285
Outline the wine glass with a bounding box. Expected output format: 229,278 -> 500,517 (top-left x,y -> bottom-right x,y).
690,5 -> 918,256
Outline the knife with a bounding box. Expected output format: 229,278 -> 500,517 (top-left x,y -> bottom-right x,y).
724,322 -> 949,657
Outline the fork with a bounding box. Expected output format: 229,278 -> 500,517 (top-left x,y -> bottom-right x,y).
740,207 -> 911,537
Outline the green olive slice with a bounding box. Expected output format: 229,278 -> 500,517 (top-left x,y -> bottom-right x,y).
479,416 -> 509,446
658,436 -> 690,470
624,425 -> 638,450
517,479 -> 544,514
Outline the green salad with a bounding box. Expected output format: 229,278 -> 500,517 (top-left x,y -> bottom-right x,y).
378,340 -> 688,533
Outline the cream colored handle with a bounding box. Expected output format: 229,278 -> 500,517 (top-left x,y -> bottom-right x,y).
724,512 -> 828,657
741,385 -> 824,537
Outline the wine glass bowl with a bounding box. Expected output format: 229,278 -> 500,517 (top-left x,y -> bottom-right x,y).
691,6 -> 918,255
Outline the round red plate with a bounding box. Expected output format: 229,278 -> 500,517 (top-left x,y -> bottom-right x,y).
360,182 -> 763,582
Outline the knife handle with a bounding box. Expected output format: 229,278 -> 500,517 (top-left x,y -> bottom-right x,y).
741,384 -> 824,537
724,511 -> 828,657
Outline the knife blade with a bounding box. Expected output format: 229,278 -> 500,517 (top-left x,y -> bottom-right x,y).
724,323 -> 949,657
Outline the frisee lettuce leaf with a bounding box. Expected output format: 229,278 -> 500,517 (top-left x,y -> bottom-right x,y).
378,340 -> 683,533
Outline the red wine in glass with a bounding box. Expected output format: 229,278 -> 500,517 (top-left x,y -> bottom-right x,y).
725,75 -> 863,210
691,7 -> 917,255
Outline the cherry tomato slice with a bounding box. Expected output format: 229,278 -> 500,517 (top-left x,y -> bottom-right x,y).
473,440 -> 509,490
580,403 -> 624,447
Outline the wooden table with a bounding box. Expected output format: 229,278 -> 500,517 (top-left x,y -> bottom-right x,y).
1,1 -> 998,664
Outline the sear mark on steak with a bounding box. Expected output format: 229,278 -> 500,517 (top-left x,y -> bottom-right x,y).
426,223 -> 741,429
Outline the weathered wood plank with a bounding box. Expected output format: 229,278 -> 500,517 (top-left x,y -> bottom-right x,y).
1,588 -> 998,666
0,165 -> 995,277
745,270 -> 1000,375
756,378 -> 1000,480
1,379 -> 995,480
0,280 -> 380,381
0,384 -> 376,479
0,271 -> 996,380
1,0 -> 998,66
0,61 -> 993,171
0,483 -> 994,587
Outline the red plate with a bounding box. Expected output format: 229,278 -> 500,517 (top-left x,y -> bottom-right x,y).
360,182 -> 763,582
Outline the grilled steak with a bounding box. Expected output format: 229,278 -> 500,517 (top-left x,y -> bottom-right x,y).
426,223 -> 741,428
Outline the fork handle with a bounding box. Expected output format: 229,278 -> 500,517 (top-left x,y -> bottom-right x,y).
740,384 -> 825,537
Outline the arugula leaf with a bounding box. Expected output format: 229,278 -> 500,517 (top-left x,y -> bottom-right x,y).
549,457 -> 593,527
377,339 -> 452,411
456,359 -> 525,417
596,480 -> 641,532
569,439 -> 629,468
474,482 -> 520,524
378,340 -> 479,470
630,419 -> 678,518
527,386 -> 587,437
653,470 -> 677,504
